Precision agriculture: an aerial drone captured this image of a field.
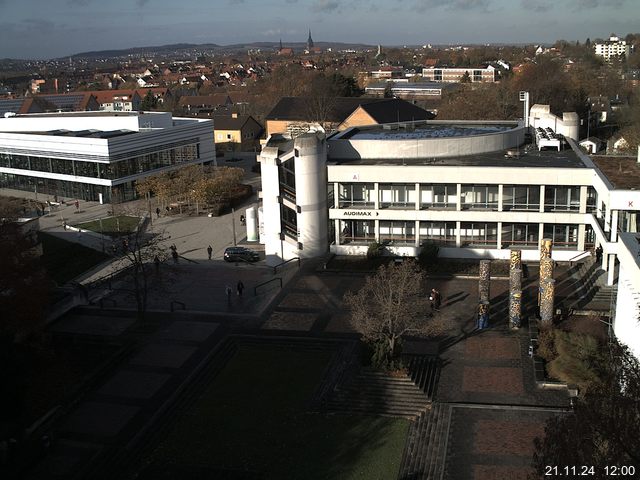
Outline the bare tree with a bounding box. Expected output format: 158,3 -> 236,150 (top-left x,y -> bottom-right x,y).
343,259 -> 449,360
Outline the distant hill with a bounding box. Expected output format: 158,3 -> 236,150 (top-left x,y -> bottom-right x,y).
66,41 -> 375,59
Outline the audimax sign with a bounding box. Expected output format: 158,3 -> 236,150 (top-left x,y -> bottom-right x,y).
343,211 -> 379,217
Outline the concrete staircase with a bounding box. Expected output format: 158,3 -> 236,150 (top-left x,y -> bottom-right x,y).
405,355 -> 441,400
325,367 -> 432,418
560,257 -> 614,315
398,403 -> 451,480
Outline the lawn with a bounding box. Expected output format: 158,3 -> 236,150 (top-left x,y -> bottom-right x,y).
139,346 -> 409,480
39,232 -> 110,284
75,215 -> 140,237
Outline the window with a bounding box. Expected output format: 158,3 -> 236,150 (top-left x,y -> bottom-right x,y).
461,185 -> 498,210
30,157 -> 51,173
586,187 -> 597,214
543,224 -> 579,248
460,222 -> 498,247
503,185 -> 540,211
338,183 -> 375,208
501,223 -> 539,248
379,184 -> 416,208
340,220 -> 375,244
278,158 -> 296,201
420,184 -> 457,209
419,221 -> 456,246
379,220 -> 415,245
544,186 -> 580,212
281,205 -> 297,240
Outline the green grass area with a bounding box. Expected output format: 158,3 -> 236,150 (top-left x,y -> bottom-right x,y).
39,232 -> 110,284
75,215 -> 140,237
141,346 -> 409,480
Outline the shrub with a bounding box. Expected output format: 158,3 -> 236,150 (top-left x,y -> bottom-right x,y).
418,242 -> 440,269
369,338 -> 404,371
367,241 -> 384,259
537,327 -> 557,362
547,330 -> 602,393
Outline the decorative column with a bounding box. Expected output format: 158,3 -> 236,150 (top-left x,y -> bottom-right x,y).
540,237 -> 552,261
510,249 -> 522,271
539,278 -> 556,325
479,259 -> 491,303
509,249 -> 523,329
478,301 -> 490,329
509,291 -> 522,328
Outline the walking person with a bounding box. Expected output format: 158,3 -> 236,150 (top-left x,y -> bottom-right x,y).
595,244 -> 603,263
156,207 -> 161,219
207,245 -> 213,260
225,285 -> 232,305
171,249 -> 179,264
430,288 -> 441,311
237,280 -> 244,297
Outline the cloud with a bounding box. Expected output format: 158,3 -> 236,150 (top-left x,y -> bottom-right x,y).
522,0 -> 552,12
67,0 -> 92,5
414,0 -> 492,12
137,0 -> 150,6
573,0 -> 626,7
311,0 -> 340,12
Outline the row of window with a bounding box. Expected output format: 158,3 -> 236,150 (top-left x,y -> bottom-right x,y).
339,220 -> 582,248
0,144 -> 199,180
337,183 -> 593,212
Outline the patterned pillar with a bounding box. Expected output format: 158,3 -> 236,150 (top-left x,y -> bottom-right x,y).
540,238 -> 553,261
540,278 -> 556,325
510,268 -> 522,292
509,291 -> 522,328
479,260 -> 491,303
538,257 -> 554,305
510,249 -> 522,271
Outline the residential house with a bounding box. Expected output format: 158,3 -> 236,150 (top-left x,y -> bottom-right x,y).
265,97 -> 435,137
213,113 -> 263,152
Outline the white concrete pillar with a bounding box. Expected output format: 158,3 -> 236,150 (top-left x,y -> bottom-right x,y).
578,224 -> 586,251
497,222 -> 503,249
579,185 -> 588,214
245,206 -> 258,242
456,183 -> 462,211
497,185 -> 503,212
610,210 -> 619,242
455,221 -> 461,247
334,219 -> 340,245
333,182 -> 339,208
415,183 -> 420,211
415,220 -> 420,247
607,254 -> 616,286
539,185 -> 545,213
374,182 -> 379,209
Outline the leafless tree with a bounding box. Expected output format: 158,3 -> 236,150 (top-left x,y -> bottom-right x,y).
343,259 -> 449,357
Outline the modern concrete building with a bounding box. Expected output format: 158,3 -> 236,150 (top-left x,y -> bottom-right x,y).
594,34 -> 632,61
614,233 -> 640,360
0,111 -> 215,203
258,107 -> 640,293
422,66 -> 496,83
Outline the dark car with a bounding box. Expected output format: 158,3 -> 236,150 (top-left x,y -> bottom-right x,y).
223,247 -> 260,262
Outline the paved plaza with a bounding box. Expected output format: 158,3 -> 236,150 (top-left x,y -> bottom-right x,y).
2,180 -> 578,480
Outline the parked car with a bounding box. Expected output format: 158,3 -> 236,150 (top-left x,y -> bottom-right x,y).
223,246 -> 260,262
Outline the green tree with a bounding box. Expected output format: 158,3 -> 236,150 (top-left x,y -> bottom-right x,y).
139,89 -> 158,111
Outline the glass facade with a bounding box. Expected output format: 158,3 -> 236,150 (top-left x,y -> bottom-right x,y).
543,224 -> 579,248
0,143 -> 199,180
501,223 -> 539,248
338,183 -> 375,208
379,220 -> 415,245
503,185 -> 540,211
340,220 -> 375,243
544,186 -> 580,212
420,184 -> 457,209
419,221 -> 456,246
460,222 -> 498,246
379,184 -> 416,208
461,185 -> 498,210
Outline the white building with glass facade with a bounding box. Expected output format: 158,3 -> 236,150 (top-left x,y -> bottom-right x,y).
258,115 -> 640,291
0,111 -> 215,203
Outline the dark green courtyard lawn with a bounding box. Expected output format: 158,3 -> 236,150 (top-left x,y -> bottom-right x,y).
75,215 -> 140,237
139,346 -> 409,480
39,232 -> 110,284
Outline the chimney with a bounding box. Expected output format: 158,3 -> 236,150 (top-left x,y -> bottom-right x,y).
232,112 -> 238,118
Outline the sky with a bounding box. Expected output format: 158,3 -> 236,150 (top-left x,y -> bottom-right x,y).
0,0 -> 638,59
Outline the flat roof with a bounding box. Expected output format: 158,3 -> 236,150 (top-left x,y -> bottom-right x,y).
329,144 -> 587,168
591,156 -> 640,190
341,122 -> 516,141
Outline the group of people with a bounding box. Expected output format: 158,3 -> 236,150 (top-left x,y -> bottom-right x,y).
225,281 -> 245,304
